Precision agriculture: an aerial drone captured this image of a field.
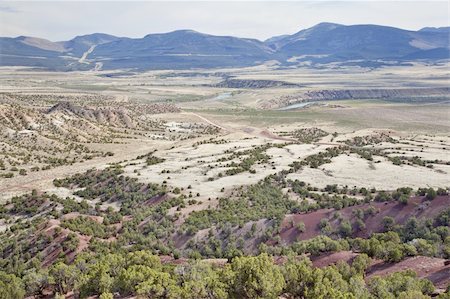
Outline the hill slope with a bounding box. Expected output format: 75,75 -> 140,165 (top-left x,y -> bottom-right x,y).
90,30 -> 275,70
268,23 -> 450,62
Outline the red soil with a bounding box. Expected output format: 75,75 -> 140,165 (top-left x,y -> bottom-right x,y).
367,256 -> 450,290
279,195 -> 449,244
143,193 -> 169,206
62,212 -> 104,223
311,251 -> 358,268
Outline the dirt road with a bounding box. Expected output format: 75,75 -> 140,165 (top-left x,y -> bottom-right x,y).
184,111 -> 295,141
79,45 -> 96,64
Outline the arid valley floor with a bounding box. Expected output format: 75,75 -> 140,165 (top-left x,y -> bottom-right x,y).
1,62 -> 449,297
1,63 -> 449,200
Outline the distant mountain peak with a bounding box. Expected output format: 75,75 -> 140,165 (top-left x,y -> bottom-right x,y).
311,22 -> 343,29
170,29 -> 202,34
66,33 -> 119,44
72,32 -> 118,39
144,29 -> 206,39
264,22 -> 338,49
16,36 -> 66,52
62,33 -> 120,56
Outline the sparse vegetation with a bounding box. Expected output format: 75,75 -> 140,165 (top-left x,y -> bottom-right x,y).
0,65 -> 449,298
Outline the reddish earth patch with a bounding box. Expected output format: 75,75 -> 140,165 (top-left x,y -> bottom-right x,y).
28,211 -> 141,268
311,251 -> 358,268
143,193 -> 169,206
172,233 -> 194,248
27,218 -> 94,268
367,256 -> 450,290
279,195 -> 449,244
280,208 -> 331,243
284,251 -> 450,290
43,219 -> 61,235
352,195 -> 450,238
40,229 -> 92,267
62,212 -> 104,223
159,255 -> 189,265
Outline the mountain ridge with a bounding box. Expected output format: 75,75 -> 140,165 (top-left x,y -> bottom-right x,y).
1,23 -> 449,71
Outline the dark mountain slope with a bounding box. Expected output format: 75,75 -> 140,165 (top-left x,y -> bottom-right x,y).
0,36 -> 62,58
270,23 -> 449,61
90,30 -> 274,70
0,23 -> 449,70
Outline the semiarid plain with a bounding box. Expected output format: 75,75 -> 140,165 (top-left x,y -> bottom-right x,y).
1,63 -> 449,201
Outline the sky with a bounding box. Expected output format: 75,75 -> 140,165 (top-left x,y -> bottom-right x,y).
0,1 -> 448,41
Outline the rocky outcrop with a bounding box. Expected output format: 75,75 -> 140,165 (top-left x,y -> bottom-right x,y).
47,101 -> 135,128
47,101 -> 181,128
260,87 -> 450,109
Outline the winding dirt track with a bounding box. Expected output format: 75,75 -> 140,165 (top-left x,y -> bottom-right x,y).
184,111 -> 295,142
78,45 -> 96,64
185,112 -> 229,131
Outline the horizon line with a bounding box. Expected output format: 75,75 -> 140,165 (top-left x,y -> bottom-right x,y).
3,22 -> 449,43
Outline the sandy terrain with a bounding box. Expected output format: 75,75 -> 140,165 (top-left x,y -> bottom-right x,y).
0,64 -> 449,203
288,154 -> 449,190
0,138 -> 162,201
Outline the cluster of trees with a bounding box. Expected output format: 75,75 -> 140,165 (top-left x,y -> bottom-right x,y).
0,216 -> 56,276
288,178 -> 447,212
145,155 -> 165,166
0,251 -> 444,299
0,194 -> 185,284
266,209 -> 450,262
289,146 -> 346,170
53,167 -> 124,189
182,180 -> 301,234
350,147 -> 381,161
53,166 -> 165,214
284,133 -> 441,170
387,154 -> 445,168
134,151 -> 166,166
221,145 -> 272,176
53,196 -> 91,214
342,138 -> 442,169
185,230 -> 247,259
61,217 -> 116,239
351,231 -> 443,263
344,134 -> 397,147
289,180 -> 361,211
279,127 -> 328,143
115,195 -> 184,254
192,138 -> 228,147
7,190 -> 53,215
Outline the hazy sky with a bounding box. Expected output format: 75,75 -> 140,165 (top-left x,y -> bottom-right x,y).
0,1 -> 448,41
